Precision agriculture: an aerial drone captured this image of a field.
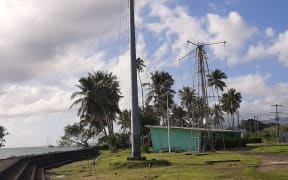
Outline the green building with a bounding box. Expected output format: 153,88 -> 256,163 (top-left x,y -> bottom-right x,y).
147,126 -> 240,152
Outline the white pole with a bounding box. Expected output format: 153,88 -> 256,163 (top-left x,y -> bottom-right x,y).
167,94 -> 171,153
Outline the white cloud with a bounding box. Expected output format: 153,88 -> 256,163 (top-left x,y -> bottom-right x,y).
0,0 -> 123,83
265,27 -> 275,37
0,85 -> 72,117
268,31 -> 288,66
227,74 -> 269,96
246,43 -> 267,61
146,2 -> 208,65
207,11 -> 258,65
146,3 -> 258,66
227,74 -> 288,118
154,42 -> 169,63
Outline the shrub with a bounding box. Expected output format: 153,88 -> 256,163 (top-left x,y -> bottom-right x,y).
142,143 -> 150,153
224,137 -> 247,148
247,137 -> 262,144
97,133 -> 130,152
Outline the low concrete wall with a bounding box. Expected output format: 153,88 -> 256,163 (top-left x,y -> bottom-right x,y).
0,146 -> 100,180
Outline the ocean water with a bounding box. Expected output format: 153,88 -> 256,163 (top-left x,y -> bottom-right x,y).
0,146 -> 80,160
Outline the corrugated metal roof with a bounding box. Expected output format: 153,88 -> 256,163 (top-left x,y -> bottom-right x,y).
145,125 -> 238,132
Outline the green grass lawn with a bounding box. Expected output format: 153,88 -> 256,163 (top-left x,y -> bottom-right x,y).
48,149 -> 288,180
249,143 -> 288,154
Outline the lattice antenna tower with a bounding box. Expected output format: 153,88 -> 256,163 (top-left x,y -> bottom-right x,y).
179,40 -> 226,128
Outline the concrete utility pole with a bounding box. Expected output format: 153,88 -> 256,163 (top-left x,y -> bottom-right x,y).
271,104 -> 283,142
128,0 -> 143,160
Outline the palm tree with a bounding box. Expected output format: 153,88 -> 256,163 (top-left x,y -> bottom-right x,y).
146,71 -> 175,125
136,57 -> 146,110
207,69 -> 227,128
207,69 -> 227,99
210,104 -> 225,129
70,71 -> 122,137
170,105 -> 187,127
118,109 -> 131,134
178,86 -> 197,126
221,88 -> 242,130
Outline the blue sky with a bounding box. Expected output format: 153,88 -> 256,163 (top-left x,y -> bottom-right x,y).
0,0 -> 287,147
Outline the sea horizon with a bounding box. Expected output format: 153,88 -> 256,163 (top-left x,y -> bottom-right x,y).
0,145 -> 80,160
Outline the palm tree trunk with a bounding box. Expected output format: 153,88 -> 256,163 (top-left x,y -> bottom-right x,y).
227,114 -> 231,128
231,114 -> 234,131
138,73 -> 145,111
103,109 -> 114,136
102,127 -> 108,137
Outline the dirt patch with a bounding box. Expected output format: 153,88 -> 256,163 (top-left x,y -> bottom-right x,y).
228,147 -> 288,172
248,153 -> 288,172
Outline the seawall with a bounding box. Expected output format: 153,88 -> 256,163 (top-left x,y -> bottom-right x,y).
0,146 -> 100,180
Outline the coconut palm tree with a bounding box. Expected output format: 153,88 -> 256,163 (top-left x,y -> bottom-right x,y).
207,69 -> 227,129
146,71 -> 175,125
170,105 -> 187,127
210,104 -> 225,129
207,69 -> 227,99
221,88 -> 242,130
178,86 -> 197,126
136,57 -> 146,110
179,86 -> 197,109
118,109 -> 131,134
70,71 -> 122,137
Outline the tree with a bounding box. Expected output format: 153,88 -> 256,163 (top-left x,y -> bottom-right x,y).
178,86 -> 197,126
240,119 -> 270,133
59,123 -> 93,147
221,88 -> 242,130
210,104 -> 225,128
207,69 -> 227,129
70,71 -> 122,138
136,57 -> 146,110
118,109 -> 131,134
116,106 -> 159,147
146,71 -> 175,125
0,125 -> 8,147
170,105 -> 187,127
140,105 -> 159,135
207,69 -> 227,96
139,105 -> 159,145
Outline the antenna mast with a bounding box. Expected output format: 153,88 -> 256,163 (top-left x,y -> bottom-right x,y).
179,41 -> 225,152
180,41 -> 226,127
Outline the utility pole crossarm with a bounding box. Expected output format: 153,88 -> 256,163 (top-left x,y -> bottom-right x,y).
271,104 -> 284,118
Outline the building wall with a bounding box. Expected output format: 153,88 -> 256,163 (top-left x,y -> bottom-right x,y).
150,128 -> 201,152
150,127 -> 241,152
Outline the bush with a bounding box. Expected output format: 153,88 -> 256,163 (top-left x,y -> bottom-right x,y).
115,133 -> 130,149
141,143 -> 150,153
97,133 -> 130,152
247,137 -> 262,144
224,137 -> 247,148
